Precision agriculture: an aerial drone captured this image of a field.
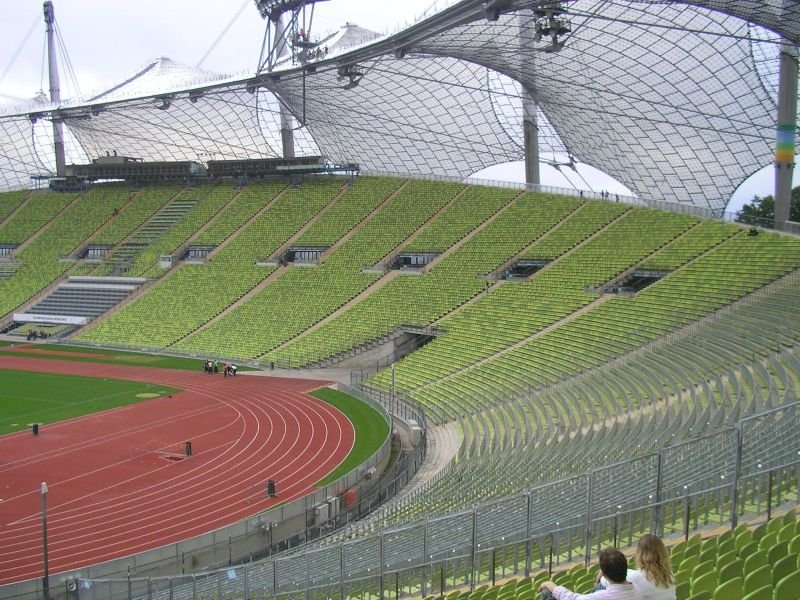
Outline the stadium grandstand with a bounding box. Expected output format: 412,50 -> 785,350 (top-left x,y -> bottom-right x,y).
1,1 -> 800,600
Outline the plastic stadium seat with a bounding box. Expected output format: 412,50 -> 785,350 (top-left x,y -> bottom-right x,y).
743,550 -> 768,575
771,553 -> 798,586
698,546 -> 718,565
758,531 -> 777,551
766,540 -> 789,564
675,581 -> 690,600
686,592 -> 711,600
679,555 -> 700,573
686,533 -> 703,548
743,564 -> 771,595
735,530 -> 753,553
777,522 -> 795,543
717,558 -> 742,582
715,549 -> 737,570
690,570 -> 717,596
738,541 -> 760,563
773,571 -> 800,600
739,584 -> 772,600
767,517 -> 784,534
788,533 -> 800,555
716,536 -> 736,556
751,523 -> 769,542
690,560 -> 715,584
710,576 -> 742,600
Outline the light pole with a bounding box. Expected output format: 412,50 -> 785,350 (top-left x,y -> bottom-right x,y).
41,482 -> 50,600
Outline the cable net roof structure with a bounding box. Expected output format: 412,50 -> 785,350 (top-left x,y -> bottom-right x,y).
0,0 -> 798,212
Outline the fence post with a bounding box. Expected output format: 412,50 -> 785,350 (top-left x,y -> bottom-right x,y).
273,558 -> 278,599
524,493 -> 532,577
731,425 -> 743,528
422,518 -> 429,597
584,473 -> 595,566
682,486 -> 691,541
379,533 -> 385,600
653,452 -> 664,535
340,544 -> 345,600
470,510 -> 477,592
767,470 -> 774,522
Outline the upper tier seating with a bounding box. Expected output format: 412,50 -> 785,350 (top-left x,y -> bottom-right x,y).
0,184 -> 132,318
3,177 -> 799,599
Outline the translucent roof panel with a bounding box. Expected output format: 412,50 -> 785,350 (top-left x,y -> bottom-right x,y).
0,0 -> 797,209
411,1 -> 780,210
267,55 -> 521,176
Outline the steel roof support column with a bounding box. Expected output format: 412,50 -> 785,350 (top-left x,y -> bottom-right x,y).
774,40 -> 798,230
44,1 -> 66,177
523,87 -> 540,187
271,15 -> 296,159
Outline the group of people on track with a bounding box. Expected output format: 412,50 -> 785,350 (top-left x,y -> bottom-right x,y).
202,359 -> 237,377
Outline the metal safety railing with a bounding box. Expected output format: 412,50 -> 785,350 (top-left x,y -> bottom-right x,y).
67,401 -> 798,600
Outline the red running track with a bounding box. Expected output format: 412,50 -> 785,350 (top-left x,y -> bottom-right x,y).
0,356 -> 354,585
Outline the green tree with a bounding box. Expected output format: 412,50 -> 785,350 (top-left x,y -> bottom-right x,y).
736,186 -> 800,225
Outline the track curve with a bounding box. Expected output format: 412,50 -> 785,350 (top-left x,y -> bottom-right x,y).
0,356 -> 354,585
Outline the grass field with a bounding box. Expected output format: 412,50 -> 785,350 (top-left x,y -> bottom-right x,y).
0,369 -> 179,436
0,343 -> 256,372
310,388 -> 391,486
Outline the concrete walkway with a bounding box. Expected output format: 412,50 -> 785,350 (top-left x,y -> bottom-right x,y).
241,366 -> 354,385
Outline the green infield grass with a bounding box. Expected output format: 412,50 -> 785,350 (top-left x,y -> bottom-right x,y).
310,387 -> 390,486
0,343 -> 256,372
0,369 -> 179,435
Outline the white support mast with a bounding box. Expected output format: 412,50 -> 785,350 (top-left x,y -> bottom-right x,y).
43,1 -> 66,177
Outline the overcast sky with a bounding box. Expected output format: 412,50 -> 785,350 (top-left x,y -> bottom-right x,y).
0,0 -> 437,99
0,0 -> 790,211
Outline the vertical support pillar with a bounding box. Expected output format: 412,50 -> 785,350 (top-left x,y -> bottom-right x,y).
730,426 -> 743,528
470,510 -> 477,592
379,533 -> 385,600
339,545 -> 345,600
653,452 -> 664,535
522,87 -> 541,187
43,1 -> 66,177
774,40 -> 798,230
41,482 -> 50,600
271,15 -> 296,159
421,518 -> 428,597
524,493 -> 532,577
584,473 -> 594,567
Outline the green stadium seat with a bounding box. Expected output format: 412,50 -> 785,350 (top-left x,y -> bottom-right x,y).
740,585 -> 772,600
766,540 -> 789,564
743,565 -> 771,595
777,523 -> 795,543
771,553 -> 798,586
710,576 -> 742,600
758,531 -> 778,551
675,580 -> 690,600
691,560 -> 715,584
788,534 -> 800,555
735,530 -> 754,554
690,570 -> 717,596
717,558 -> 742,582
773,571 -> 800,600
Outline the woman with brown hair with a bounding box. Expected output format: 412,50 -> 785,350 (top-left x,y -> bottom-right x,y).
600,534 -> 675,599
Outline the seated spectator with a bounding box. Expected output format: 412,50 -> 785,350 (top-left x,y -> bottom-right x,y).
599,534 -> 675,600
540,548 -> 640,600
